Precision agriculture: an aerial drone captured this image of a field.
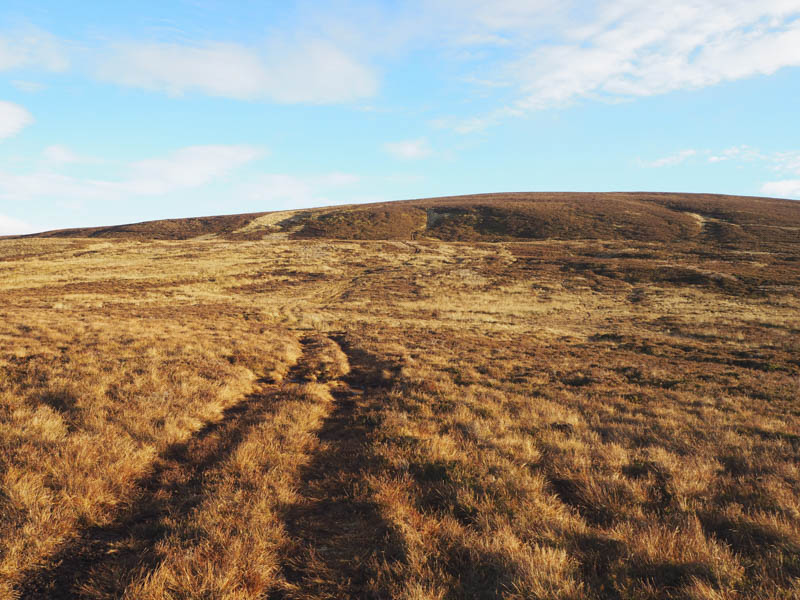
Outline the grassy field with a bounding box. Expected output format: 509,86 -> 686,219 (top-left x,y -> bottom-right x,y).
2,194 -> 799,599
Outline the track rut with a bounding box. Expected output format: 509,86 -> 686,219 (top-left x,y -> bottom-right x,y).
272,335 -> 405,599
17,334 -> 405,600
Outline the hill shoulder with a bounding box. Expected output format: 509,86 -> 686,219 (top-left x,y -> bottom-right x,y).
20,192 -> 800,248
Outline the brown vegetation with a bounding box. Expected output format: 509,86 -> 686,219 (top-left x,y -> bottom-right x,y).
2,193 -> 799,598
21,192 -> 800,248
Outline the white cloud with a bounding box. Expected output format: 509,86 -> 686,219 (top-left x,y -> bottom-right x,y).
434,1 -> 800,128
383,138 -> 433,159
319,173 -> 361,186
240,172 -> 361,208
2,3 -> 800,121
773,151 -> 800,174
124,145 -> 262,195
0,145 -> 261,202
638,149 -> 697,168
1,23 -> 377,103
0,26 -> 68,71
11,80 -> 46,93
0,213 -> 35,236
707,145 -> 800,173
518,6 -> 800,108
0,24 -> 377,104
435,0 -> 567,32
707,145 -> 767,164
760,180 -> 800,198
95,39 -> 377,103
631,144 -> 800,197
454,33 -> 513,47
701,144 -> 800,198
43,145 -> 86,164
0,171 -> 100,202
0,101 -> 33,139
240,174 -> 320,208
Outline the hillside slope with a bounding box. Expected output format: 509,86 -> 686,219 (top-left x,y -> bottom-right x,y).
2,228 -> 799,598
24,192 -> 800,248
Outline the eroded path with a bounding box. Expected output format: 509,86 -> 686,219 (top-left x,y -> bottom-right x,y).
15,333 -> 404,600
273,335 -> 404,599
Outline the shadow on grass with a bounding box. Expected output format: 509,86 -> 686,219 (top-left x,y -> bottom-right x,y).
17,376 -> 293,599
272,335 -> 406,600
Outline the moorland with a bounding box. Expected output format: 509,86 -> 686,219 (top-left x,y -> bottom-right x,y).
1,192 -> 799,599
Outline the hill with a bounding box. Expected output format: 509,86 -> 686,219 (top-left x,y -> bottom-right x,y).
24,191 -> 800,248
2,191 -> 799,599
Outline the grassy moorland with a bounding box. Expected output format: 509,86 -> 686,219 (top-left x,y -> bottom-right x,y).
1,193 -> 799,599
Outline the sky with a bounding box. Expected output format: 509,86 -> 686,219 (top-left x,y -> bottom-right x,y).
1,1 -> 800,234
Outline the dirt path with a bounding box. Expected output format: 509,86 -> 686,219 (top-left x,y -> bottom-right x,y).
16,334 -> 405,599
272,335 -> 405,599
319,242 -> 424,310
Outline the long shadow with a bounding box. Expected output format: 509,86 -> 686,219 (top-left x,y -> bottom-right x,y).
272,335 -> 406,600
17,372 -> 296,600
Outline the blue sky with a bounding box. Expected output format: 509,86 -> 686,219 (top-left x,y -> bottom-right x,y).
1,1 -> 799,234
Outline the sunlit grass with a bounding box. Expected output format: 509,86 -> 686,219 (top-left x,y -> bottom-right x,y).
1,232 -> 798,599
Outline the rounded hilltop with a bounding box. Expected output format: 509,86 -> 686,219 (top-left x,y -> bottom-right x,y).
22,191 -> 800,248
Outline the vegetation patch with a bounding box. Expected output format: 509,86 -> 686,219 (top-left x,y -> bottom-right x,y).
292,207 -> 427,240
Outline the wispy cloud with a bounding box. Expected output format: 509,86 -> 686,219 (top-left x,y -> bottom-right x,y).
2,20 -> 377,104
238,172 -> 361,209
0,101 -> 33,139
638,149 -> 697,168
752,148 -> 800,199
0,213 -> 35,236
0,145 -> 262,201
42,145 -> 94,165
383,138 -> 433,159
708,145 -> 800,173
692,144 -> 800,199
5,3 -> 800,120
761,180 -> 800,198
11,80 -> 47,93
125,145 -> 262,194
435,0 -> 567,33
95,38 -> 377,103
635,144 -> 800,198
437,1 -> 800,129
0,26 -> 69,72
707,145 -> 768,164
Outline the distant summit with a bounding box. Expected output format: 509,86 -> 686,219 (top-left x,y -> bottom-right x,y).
22,192 -> 800,248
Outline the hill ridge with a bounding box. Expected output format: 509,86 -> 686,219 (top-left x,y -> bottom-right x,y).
19,191 -> 800,247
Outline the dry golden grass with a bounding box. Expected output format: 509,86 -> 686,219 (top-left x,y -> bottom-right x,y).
0,230 -> 798,599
